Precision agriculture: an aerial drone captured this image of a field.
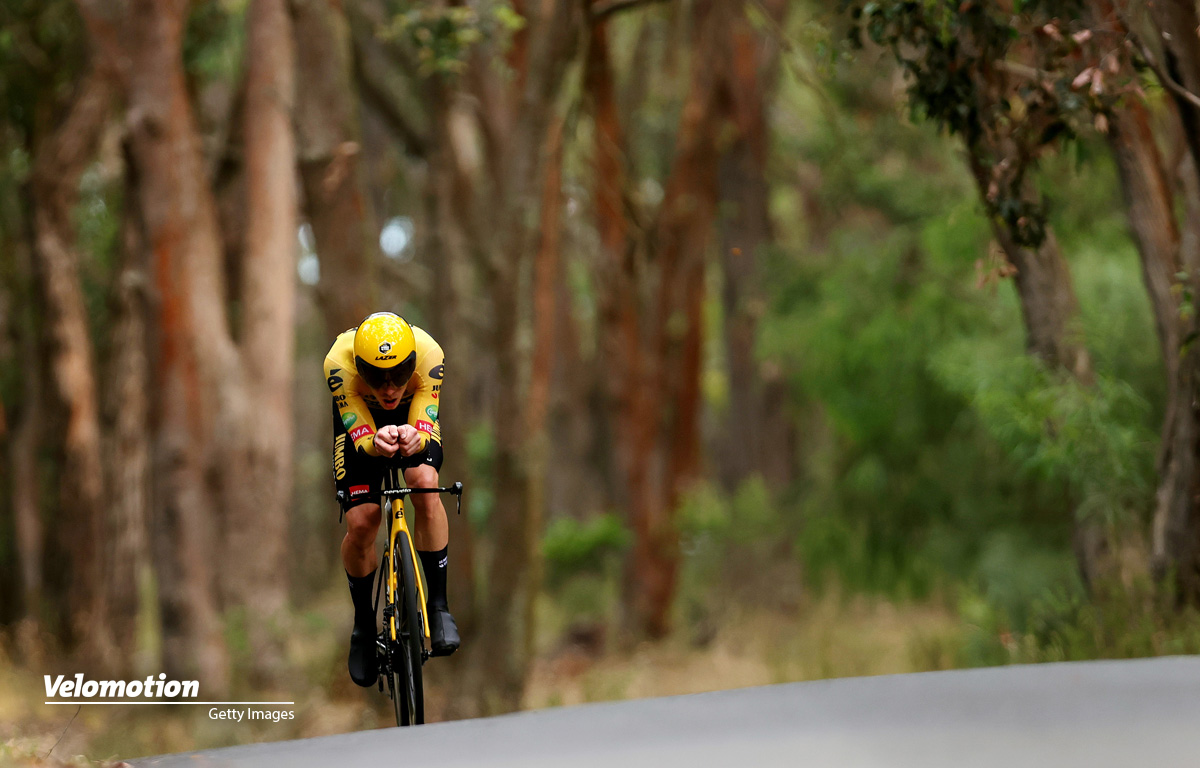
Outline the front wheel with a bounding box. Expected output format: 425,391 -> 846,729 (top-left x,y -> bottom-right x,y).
390,529 -> 425,726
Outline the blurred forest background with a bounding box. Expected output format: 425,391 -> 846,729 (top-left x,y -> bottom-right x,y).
5,0 -> 1200,762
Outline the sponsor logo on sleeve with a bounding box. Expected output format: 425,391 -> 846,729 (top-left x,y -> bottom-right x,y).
349,485 -> 370,497
341,413 -> 357,429
415,420 -> 434,434
428,364 -> 444,380
327,373 -> 343,392
333,433 -> 347,480
425,405 -> 438,420
349,425 -> 375,442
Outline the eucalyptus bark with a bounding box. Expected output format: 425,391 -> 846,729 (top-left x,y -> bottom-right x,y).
1148,0 -> 1200,182
969,154 -> 1093,382
223,0 -> 297,678
8,233 -> 44,629
101,153 -> 153,665
425,86 -> 479,650
119,0 -> 233,691
1108,98 -> 1200,601
293,0 -> 377,336
29,67 -> 116,664
461,0 -> 580,713
715,0 -> 792,490
587,1 -> 726,639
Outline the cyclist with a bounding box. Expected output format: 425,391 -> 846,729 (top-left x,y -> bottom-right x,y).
325,311 -> 460,688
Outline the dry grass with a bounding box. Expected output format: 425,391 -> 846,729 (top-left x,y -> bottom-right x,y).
524,589 -> 963,709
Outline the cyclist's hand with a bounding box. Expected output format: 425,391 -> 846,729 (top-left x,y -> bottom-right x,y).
374,425 -> 401,458
397,424 -> 422,457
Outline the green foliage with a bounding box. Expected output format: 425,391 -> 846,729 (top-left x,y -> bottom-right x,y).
958,580 -> 1200,667
931,340 -> 1156,528
764,19 -> 1158,608
0,0 -> 85,138
678,478 -> 801,611
841,0 -> 1112,249
465,422 -> 495,529
183,0 -> 246,83
380,1 -> 524,76
542,514 -> 630,589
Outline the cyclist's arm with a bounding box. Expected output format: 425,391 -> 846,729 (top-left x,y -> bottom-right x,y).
406,345 -> 444,453
325,356 -> 381,456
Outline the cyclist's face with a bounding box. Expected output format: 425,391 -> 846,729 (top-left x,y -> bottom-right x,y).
373,379 -> 405,409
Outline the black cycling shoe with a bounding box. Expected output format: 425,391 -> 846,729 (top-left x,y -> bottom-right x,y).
428,608 -> 460,657
348,624 -> 379,687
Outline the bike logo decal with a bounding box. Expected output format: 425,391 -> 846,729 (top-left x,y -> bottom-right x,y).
425,405 -> 438,420
342,413 -> 357,429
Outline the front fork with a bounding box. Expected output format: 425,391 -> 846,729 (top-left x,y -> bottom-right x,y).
385,495 -> 430,644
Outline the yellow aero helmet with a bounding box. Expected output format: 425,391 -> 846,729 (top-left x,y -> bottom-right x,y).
354,312 -> 417,389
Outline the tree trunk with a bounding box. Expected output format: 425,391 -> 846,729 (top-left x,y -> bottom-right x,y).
293,0 -> 378,336
8,231 -> 45,632
223,0 -> 297,679
463,0 -> 579,713
100,143 -> 154,667
121,0 -> 233,692
425,86 -> 479,650
585,14 -> 659,639
587,2 -> 726,639
523,113 -> 564,669
967,149 -> 1113,586
29,67 -> 116,666
1107,98 -> 1200,601
1148,0 -> 1200,182
640,0 -> 725,637
715,0 -> 792,490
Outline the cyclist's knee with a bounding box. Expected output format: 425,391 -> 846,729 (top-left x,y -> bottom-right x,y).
405,464 -> 438,490
345,503 -> 381,545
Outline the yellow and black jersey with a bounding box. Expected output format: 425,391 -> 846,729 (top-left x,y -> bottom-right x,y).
324,325 -> 444,456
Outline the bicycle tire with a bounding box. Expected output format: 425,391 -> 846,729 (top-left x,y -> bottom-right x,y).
390,529 -> 425,726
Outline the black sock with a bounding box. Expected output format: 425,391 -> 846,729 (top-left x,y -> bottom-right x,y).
346,570 -> 377,630
418,547 -> 449,612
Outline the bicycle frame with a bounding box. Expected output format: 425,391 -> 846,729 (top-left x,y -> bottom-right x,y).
380,475 -> 464,647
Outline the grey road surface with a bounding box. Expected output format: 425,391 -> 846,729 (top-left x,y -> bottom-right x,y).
132,657 -> 1200,767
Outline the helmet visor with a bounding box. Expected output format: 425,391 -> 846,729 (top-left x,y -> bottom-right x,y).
356,351 -> 417,390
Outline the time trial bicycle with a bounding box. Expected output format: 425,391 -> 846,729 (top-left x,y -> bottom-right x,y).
373,467 -> 462,726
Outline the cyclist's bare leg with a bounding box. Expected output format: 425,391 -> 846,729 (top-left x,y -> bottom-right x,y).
342,502 -> 381,577
403,464 -> 447,551
402,464 -> 458,654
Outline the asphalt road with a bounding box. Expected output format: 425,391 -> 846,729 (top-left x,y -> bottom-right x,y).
131,656 -> 1200,767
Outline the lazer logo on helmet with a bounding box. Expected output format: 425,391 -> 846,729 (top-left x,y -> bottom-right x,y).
375,354 -> 397,361
349,425 -> 374,442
